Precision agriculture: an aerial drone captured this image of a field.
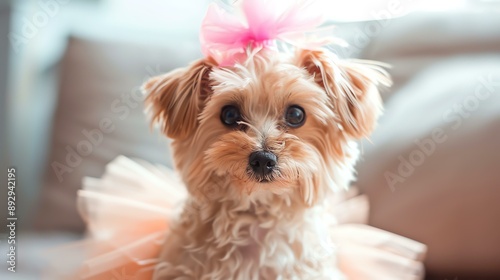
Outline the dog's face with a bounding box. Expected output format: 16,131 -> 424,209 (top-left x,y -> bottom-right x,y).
144,49 -> 390,206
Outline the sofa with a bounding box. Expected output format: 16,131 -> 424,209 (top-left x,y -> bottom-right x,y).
2,3 -> 500,279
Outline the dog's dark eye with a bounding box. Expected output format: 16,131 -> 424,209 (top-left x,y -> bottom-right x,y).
285,106 -> 305,127
221,105 -> 241,127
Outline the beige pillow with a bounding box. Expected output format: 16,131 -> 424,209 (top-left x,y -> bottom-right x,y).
358,10 -> 500,280
356,11 -> 500,278
35,36 -> 200,232
358,57 -> 500,278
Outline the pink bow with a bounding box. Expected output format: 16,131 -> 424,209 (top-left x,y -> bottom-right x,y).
200,0 -> 327,67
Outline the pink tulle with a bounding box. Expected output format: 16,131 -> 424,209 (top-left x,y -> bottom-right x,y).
46,156 -> 426,279
200,0 -> 328,66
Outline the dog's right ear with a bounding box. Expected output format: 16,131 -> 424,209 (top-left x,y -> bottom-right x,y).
143,59 -> 215,139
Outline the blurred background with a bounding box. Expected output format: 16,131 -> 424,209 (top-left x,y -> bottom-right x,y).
0,0 -> 499,279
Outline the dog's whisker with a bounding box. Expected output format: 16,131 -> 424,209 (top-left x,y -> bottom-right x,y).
237,120 -> 259,136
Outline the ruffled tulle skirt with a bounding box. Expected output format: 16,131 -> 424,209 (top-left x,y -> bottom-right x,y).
46,156 -> 426,279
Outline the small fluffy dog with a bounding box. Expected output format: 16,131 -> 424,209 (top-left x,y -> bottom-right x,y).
143,48 -> 390,279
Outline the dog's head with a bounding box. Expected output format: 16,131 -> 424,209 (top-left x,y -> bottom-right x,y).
143,49 -> 390,206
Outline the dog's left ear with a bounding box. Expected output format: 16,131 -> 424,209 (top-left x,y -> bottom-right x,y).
143,59 -> 215,139
295,49 -> 391,139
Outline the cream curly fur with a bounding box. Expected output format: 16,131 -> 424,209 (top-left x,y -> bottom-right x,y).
143,48 -> 390,279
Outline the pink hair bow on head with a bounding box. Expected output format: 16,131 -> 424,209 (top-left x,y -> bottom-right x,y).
200,0 -> 334,67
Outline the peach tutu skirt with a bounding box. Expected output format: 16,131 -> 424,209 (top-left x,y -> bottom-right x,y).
46,156 -> 426,280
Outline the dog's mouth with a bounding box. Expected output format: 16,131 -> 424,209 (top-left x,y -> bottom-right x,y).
245,168 -> 276,183
256,177 -> 272,183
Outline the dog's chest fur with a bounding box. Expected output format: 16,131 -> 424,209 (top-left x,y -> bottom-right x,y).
154,193 -> 344,280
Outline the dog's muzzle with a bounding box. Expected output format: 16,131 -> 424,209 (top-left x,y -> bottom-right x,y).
248,151 -> 277,181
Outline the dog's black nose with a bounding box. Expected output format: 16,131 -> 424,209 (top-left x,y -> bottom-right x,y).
249,151 -> 277,177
